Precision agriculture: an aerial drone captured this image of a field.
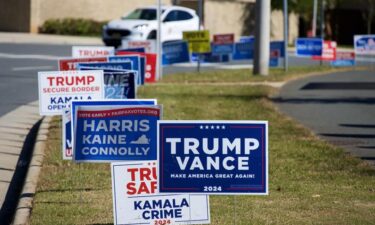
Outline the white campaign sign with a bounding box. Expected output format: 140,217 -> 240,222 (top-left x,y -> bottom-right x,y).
72,46 -> 115,58
122,40 -> 156,53
111,161 -> 210,225
38,70 -> 104,115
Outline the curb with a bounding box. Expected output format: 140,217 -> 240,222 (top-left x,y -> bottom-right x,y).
12,116 -> 52,225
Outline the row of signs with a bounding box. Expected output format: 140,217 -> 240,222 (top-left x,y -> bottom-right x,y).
63,100 -> 268,224
295,34 -> 375,66
101,32 -> 285,67
65,100 -> 268,196
295,38 -> 355,66
37,44 -> 269,225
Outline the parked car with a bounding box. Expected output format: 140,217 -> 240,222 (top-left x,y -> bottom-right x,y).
102,5 -> 200,47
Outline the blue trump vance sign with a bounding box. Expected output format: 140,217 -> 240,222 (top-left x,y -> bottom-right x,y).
158,121 -> 268,195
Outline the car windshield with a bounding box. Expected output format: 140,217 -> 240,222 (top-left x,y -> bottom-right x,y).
122,9 -> 165,20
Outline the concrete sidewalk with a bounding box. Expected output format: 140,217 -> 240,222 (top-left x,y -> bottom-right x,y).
0,32 -> 103,45
0,101 -> 43,224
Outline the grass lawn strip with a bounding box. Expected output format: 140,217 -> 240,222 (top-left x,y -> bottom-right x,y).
30,68 -> 375,225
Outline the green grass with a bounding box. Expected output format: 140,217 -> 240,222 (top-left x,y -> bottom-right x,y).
30,67 -> 375,225
160,65 -> 354,83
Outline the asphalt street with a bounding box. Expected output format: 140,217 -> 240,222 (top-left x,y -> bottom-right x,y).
0,42 -> 322,117
275,69 -> 375,166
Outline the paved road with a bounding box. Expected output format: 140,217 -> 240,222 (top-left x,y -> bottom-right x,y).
275,69 -> 375,166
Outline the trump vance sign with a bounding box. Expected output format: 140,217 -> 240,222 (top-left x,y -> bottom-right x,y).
158,121 -> 268,195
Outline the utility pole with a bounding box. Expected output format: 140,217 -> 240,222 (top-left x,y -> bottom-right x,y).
320,0 -> 325,40
253,0 -> 270,76
283,0 -> 288,72
156,0 -> 162,80
197,0 -> 203,73
312,0 -> 318,37
320,0 -> 325,66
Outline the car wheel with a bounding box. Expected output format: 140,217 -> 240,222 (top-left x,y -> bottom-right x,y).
147,30 -> 157,40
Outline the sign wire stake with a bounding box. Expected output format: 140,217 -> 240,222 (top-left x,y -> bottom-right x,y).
78,163 -> 84,204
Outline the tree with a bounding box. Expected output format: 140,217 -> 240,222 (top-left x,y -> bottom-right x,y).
360,0 -> 375,34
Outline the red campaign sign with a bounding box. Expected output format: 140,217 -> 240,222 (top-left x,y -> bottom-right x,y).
116,51 -> 157,83
336,51 -> 355,60
213,34 -> 235,45
59,57 -> 107,71
312,41 -> 337,61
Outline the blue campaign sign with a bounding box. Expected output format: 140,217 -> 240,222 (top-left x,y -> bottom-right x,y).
212,43 -> 234,55
330,52 -> 355,67
191,53 -> 223,63
232,41 -> 254,60
269,57 -> 279,67
104,72 -> 136,99
62,110 -> 73,160
239,36 -> 254,43
331,59 -> 355,67
158,121 -> 268,195
69,99 -> 157,161
354,35 -> 375,55
74,105 -> 161,162
162,41 -> 190,65
295,38 -> 323,57
270,41 -> 285,58
70,99 -> 157,123
77,61 -> 133,71
116,47 -> 145,53
140,56 -> 145,85
108,56 -> 144,85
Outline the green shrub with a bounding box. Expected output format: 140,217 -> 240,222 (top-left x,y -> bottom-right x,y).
39,18 -> 107,36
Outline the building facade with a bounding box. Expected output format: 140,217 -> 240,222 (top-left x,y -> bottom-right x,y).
0,0 -> 298,43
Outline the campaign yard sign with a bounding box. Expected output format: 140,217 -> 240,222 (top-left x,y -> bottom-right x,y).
212,34 -> 234,55
270,41 -> 285,58
38,70 -> 104,115
103,72 -> 137,99
269,49 -> 280,67
162,41 -> 190,65
295,38 -> 323,57
354,35 -> 375,55
232,41 -> 254,60
76,61 -> 133,72
67,100 -> 157,160
122,40 -> 156,53
312,41 -> 337,61
116,47 -> 146,53
183,30 -> 211,53
158,121 -> 268,195
111,161 -> 210,225
108,55 -> 143,85
62,109 -> 73,159
116,51 -> 156,83
73,105 -> 161,162
213,34 -> 234,45
58,57 -> 108,71
331,51 -> 355,67
76,66 -> 138,98
72,46 -> 115,58
239,36 -> 254,43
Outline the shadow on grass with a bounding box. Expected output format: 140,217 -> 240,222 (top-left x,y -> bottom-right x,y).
272,97 -> 375,105
87,223 -> 113,225
37,187 -> 106,193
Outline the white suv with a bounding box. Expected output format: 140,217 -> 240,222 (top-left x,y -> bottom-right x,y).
102,5 -> 200,47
